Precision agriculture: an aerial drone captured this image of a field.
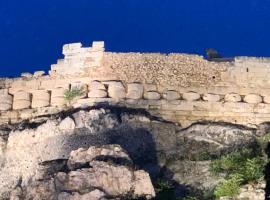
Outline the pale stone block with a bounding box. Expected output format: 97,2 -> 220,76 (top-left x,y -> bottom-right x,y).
202,93 -> 221,102
13,100 -> 31,110
163,90 -> 180,100
225,93 -> 242,102
0,95 -> 12,111
0,89 -> 8,96
243,94 -> 262,104
88,90 -> 108,98
144,84 -> 157,92
144,91 -> 161,100
31,90 -> 50,108
32,100 -> 50,108
263,96 -> 270,104
51,88 -> 66,98
126,83 -> 144,99
107,82 -> 126,99
182,92 -> 200,101
51,97 -> 66,107
92,41 -> 105,50
89,81 -> 106,91
13,91 -> 31,101
162,101 -> 193,111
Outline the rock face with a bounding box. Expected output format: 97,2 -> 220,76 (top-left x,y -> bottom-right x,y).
0,106 -> 265,199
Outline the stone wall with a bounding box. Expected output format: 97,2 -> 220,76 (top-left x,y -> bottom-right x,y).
2,41 -> 270,127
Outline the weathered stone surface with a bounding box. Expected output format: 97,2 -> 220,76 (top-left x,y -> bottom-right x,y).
67,145 -> 132,170
0,94 -> 12,111
163,90 -> 180,100
202,93 -> 221,102
89,81 -> 106,91
33,71 -> 45,78
225,93 -> 242,102
107,81 -> 126,99
59,117 -> 75,131
13,91 -> 31,101
58,190 -> 106,200
244,94 -> 263,103
32,90 -> 50,108
51,88 -> 66,106
133,170 -> 156,199
182,92 -> 201,101
13,100 -> 31,110
144,91 -> 161,100
126,83 -> 144,99
88,90 -> 107,98
263,95 -> 270,104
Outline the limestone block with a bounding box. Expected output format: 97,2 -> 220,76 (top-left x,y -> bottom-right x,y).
202,93 -> 221,102
182,92 -> 200,101
244,94 -> 262,104
163,90 -> 180,100
144,84 -> 157,92
225,93 -> 242,102
126,83 -> 144,99
13,91 -> 31,101
51,88 -> 65,98
13,100 -> 31,110
32,90 -> 50,108
0,94 -> 13,111
263,96 -> 270,104
33,71 -> 45,78
51,88 -> 66,106
92,41 -> 105,50
88,90 -> 108,98
51,97 -> 66,107
0,89 -> 8,96
108,82 -> 126,99
89,81 -> 106,91
144,91 -> 161,100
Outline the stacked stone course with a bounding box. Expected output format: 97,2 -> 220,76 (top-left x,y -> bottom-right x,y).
2,41 -> 270,128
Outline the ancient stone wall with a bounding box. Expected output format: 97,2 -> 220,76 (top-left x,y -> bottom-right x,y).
2,42 -> 270,128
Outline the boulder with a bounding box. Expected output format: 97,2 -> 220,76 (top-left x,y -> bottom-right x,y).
244,94 -> 262,104
59,117 -> 75,131
67,145 -> 132,170
225,93 -> 242,102
182,92 -> 201,101
202,93 -> 221,102
163,90 -> 180,100
144,91 -> 161,100
58,190 -> 106,200
126,83 -> 144,99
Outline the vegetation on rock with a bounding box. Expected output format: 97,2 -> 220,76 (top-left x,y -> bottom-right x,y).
210,148 -> 266,199
64,87 -> 82,102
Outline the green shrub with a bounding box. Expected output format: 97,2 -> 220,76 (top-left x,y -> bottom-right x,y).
182,196 -> 198,200
64,87 -> 82,102
214,174 -> 243,199
210,148 -> 266,199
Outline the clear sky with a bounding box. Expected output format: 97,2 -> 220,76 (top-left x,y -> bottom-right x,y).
1,0 -> 270,77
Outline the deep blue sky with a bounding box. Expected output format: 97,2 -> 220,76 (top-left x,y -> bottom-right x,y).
1,0 -> 270,77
